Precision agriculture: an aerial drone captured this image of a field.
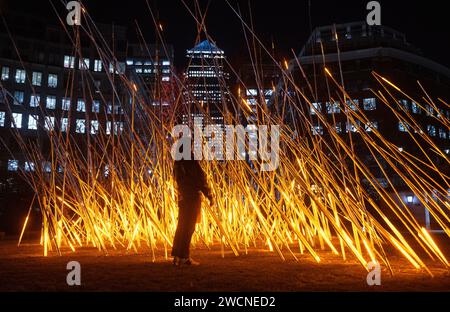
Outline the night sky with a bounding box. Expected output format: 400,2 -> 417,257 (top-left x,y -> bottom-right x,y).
1,0 -> 449,69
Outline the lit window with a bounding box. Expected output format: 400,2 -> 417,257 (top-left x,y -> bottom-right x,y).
398,122 -> 409,132
365,121 -> 378,132
116,62 -> 126,74
135,68 -> 143,73
32,72 -> 42,86
61,118 -> 69,132
114,105 -> 122,115
30,94 -> 40,107
311,125 -> 323,136
44,116 -> 55,131
311,102 -> 322,115
90,120 -> 99,134
399,99 -> 409,111
14,91 -> 24,105
62,98 -> 71,111
11,113 -> 22,128
363,98 -> 376,111
48,74 -> 58,88
335,122 -> 342,134
264,89 -> 274,97
94,60 -> 103,72
1,67 -> 9,80
109,62 -> 125,74
106,121 -> 123,135
104,165 -> 110,177
24,162 -> 35,172
247,99 -> 257,106
7,160 -> 19,172
15,69 -> 26,83
439,128 -> 447,139
162,60 -> 170,66
43,162 -> 52,173
46,96 -> 56,110
427,125 -> 436,137
345,99 -> 359,112
162,76 -> 170,82
77,99 -> 86,112
406,196 -> 413,204
28,114 -> 38,130
79,58 -> 90,70
411,102 -> 421,114
76,119 -> 86,133
246,89 -> 258,97
64,55 -> 75,68
425,105 -> 434,116
92,100 -> 100,113
326,101 -> 340,114
346,121 -> 359,133
0,111 -> 5,127
115,122 -> 124,134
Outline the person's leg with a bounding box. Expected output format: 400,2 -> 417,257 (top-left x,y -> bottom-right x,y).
171,219 -> 185,258
172,196 -> 201,260
177,200 -> 199,259
171,201 -> 188,258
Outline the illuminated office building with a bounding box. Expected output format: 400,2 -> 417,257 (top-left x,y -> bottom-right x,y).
184,40 -> 230,157
278,22 -> 450,229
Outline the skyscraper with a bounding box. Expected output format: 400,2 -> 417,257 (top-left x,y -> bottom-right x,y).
184,40 -> 230,159
184,39 -> 229,126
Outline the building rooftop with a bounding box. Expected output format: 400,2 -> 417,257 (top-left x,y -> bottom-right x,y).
187,40 -> 224,54
300,21 -> 419,57
288,21 -> 450,82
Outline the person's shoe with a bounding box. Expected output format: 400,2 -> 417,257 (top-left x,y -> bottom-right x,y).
172,257 -> 181,266
179,257 -> 200,266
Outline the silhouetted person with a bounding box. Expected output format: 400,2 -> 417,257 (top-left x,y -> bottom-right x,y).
172,158 -> 213,266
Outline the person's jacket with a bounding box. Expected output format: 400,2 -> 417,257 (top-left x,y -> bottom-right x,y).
173,159 -> 212,201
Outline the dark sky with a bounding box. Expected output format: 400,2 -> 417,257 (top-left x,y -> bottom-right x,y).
1,0 -> 449,69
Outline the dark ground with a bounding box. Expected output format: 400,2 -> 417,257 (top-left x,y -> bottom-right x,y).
0,237 -> 449,292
